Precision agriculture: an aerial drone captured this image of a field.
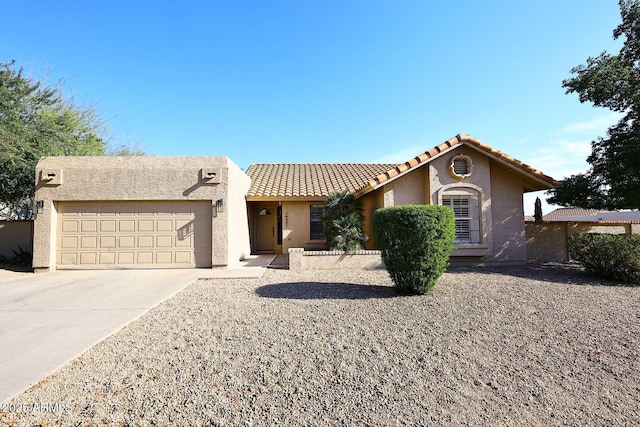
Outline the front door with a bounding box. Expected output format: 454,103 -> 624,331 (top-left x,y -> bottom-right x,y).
254,207 -> 275,252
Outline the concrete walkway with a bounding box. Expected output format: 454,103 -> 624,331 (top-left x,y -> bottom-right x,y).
199,254 -> 276,278
0,255 -> 275,404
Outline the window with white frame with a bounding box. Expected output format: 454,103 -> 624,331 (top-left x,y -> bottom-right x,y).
309,205 -> 326,240
442,192 -> 480,244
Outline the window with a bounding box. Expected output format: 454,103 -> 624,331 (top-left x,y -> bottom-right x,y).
309,205 -> 326,240
449,154 -> 473,179
277,206 -> 283,245
442,194 -> 480,244
453,158 -> 469,175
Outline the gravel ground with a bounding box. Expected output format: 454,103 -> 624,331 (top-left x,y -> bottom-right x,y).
2,264 -> 639,426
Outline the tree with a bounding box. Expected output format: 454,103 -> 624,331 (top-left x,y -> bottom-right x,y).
547,0 -> 640,210
322,189 -> 368,252
534,197 -> 543,222
0,60 -> 141,219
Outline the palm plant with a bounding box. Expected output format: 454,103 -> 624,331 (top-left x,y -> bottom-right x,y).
322,190 -> 368,252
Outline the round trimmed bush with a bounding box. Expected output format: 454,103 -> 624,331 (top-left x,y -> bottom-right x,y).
373,205 -> 455,295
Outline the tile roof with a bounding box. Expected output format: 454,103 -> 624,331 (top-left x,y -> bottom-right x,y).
543,208 -> 600,221
356,134 -> 560,196
246,134 -> 560,199
246,163 -> 396,199
542,208 -> 640,223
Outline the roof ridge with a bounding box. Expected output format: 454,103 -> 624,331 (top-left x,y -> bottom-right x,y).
354,134 -> 560,197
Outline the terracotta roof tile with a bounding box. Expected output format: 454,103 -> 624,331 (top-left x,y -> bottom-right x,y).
246,163 -> 396,198
541,208 -> 640,223
357,134 -> 560,195
247,134 -> 560,199
543,208 -> 600,221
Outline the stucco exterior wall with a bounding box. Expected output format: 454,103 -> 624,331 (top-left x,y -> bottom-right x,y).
567,223 -> 629,235
354,146 -> 534,264
526,221 -> 636,262
0,220 -> 33,260
383,167 -> 427,207
226,161 -> 252,263
525,222 -> 568,262
429,147 -> 495,259
33,156 -> 250,270
281,201 -> 327,252
360,189 -> 384,249
489,162 -> 527,263
288,248 -> 384,270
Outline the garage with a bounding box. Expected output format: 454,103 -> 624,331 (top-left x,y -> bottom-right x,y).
33,156 -> 251,272
56,201 -> 212,269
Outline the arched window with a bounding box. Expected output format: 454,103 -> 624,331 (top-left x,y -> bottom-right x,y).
441,188 -> 481,244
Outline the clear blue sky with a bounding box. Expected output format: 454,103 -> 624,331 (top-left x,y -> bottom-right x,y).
2,1 -> 625,214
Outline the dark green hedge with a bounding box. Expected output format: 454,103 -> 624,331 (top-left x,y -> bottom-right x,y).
373,205 -> 455,294
569,233 -> 640,283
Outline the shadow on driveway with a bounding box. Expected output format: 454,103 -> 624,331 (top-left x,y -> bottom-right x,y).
256,282 -> 398,300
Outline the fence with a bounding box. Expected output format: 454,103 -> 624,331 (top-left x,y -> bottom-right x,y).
525,221 -> 640,262
0,220 -> 34,260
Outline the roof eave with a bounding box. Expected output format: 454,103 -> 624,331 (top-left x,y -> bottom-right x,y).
246,195 -> 327,202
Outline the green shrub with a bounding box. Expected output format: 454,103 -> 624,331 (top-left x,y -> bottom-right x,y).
323,190 -> 368,252
569,233 -> 640,283
10,245 -> 32,267
373,205 -> 455,295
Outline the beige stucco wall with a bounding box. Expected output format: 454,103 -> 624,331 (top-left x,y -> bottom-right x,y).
360,190 -> 384,249
383,167 -> 427,207
525,222 -> 568,262
0,220 -> 33,260
428,147 -> 495,259
288,248 -> 385,270
363,146 -> 531,264
33,156 -> 250,270
226,161 -> 252,263
526,221 -> 636,262
281,201 -> 327,253
567,223 -> 629,235
488,161 -> 527,263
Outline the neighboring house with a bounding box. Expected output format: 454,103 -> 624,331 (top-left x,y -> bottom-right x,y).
542,207 -> 640,223
526,207 -> 640,262
32,134 -> 559,271
32,156 -> 250,272
247,134 -> 559,265
542,208 -> 600,222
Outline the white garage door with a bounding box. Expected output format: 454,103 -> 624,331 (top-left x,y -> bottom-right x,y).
56,201 -> 212,269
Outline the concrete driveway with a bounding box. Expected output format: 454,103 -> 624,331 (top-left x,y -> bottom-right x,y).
0,269 -> 200,404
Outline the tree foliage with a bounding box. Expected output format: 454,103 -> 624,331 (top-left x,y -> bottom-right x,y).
0,60 -> 142,219
322,189 -> 368,252
534,197 -> 543,222
547,0 -> 640,210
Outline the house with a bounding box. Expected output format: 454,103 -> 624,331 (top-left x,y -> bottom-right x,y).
32,156 -> 250,272
247,134 -> 559,265
32,134 -> 559,271
541,207 -> 640,223
541,207 -> 600,222
525,207 -> 640,262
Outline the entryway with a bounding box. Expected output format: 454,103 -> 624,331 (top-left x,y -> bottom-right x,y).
252,206 -> 277,253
